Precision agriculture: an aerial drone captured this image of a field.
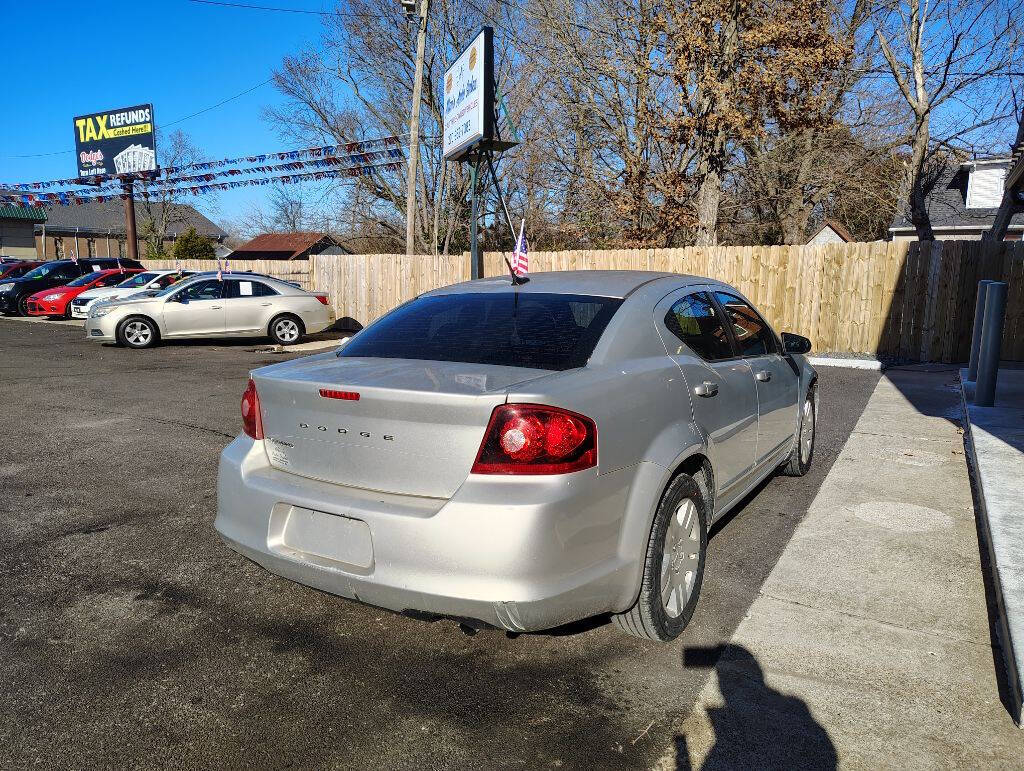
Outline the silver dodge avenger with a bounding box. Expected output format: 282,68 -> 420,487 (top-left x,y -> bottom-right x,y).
215,271 -> 817,641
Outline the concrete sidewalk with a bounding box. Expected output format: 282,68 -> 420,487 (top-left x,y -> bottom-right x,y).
658,369 -> 1022,769
961,367 -> 1024,726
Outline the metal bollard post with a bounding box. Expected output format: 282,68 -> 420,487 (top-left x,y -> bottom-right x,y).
967,280 -> 994,381
975,281 -> 1008,407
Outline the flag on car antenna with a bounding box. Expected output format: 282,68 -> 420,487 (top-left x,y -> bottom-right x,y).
511,219 -> 528,277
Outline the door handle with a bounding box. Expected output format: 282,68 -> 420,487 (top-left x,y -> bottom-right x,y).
211,305 -> 223,310
260,302 -> 272,307
694,381 -> 719,397
755,370 -> 771,382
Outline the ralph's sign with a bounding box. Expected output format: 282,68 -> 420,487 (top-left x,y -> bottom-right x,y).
73,104 -> 157,177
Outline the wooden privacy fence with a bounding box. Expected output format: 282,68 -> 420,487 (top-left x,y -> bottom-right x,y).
147,242 -> 1024,363
141,258 -> 311,289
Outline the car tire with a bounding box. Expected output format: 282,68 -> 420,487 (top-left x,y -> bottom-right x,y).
781,384 -> 816,477
16,295 -> 29,317
269,314 -> 304,346
612,473 -> 708,642
117,316 -> 159,349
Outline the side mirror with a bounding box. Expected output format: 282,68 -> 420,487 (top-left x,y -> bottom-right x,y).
781,332 -> 812,355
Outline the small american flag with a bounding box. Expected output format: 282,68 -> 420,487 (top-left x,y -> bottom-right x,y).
216,257 -> 222,281
511,219 -> 528,277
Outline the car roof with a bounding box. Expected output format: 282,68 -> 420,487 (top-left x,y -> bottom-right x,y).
425,270 -> 708,299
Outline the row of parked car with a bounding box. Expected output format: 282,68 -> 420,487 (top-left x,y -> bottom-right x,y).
0,256 -> 336,348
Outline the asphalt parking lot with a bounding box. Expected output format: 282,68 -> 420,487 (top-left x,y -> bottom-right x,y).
0,319 -> 881,769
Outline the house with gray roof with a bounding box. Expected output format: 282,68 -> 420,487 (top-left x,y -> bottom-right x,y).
35,199 -> 227,260
0,194 -> 47,260
889,157 -> 1024,241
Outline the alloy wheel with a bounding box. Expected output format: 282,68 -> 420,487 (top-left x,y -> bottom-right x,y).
800,397 -> 814,465
124,320 -> 153,346
661,498 -> 701,618
274,318 -> 300,343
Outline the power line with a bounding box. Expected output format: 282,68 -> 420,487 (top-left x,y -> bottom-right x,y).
162,78 -> 274,128
184,0 -> 379,17
2,78 -> 277,159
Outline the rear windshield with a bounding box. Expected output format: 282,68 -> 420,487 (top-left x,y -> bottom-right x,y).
339,292 -> 622,371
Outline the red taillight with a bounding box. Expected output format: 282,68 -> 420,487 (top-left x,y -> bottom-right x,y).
472,404 -> 597,475
314,293 -> 330,305
241,378 -> 264,440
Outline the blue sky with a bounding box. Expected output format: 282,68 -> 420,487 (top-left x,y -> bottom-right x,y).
0,0 -> 335,228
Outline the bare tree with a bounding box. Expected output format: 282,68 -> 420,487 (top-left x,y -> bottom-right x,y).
874,0 -> 1024,239
137,131 -> 215,256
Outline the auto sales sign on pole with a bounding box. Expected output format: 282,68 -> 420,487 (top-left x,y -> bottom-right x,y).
73,104 -> 157,176
443,28 -> 494,161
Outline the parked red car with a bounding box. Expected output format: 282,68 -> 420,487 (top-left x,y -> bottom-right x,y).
0,260 -> 42,280
26,268 -> 143,318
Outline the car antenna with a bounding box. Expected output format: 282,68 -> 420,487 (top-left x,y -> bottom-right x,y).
485,152 -> 529,287
503,255 -> 528,286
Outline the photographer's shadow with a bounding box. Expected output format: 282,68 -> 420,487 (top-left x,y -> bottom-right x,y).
676,644 -> 837,771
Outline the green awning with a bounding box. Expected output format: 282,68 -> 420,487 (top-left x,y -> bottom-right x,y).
0,205 -> 47,223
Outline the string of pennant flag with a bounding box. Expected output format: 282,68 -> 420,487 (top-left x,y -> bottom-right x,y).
0,148 -> 406,206
0,161 -> 404,208
0,135 -> 406,191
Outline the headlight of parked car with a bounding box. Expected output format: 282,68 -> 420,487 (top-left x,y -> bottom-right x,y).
89,306 -> 113,319
43,293 -> 63,301
0,283 -> 13,293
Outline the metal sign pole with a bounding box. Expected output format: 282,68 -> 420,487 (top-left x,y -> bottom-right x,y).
470,154 -> 483,279
123,179 -> 139,260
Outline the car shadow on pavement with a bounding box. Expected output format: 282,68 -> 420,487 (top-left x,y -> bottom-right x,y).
673,644 -> 837,770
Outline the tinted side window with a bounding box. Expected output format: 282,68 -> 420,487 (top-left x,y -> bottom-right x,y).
225,279 -> 279,298
252,281 -> 278,297
97,273 -> 128,287
664,293 -> 734,361
176,280 -> 223,301
713,291 -> 777,357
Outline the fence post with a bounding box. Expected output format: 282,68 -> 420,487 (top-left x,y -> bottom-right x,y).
967,280 -> 994,381
975,281 -> 1008,407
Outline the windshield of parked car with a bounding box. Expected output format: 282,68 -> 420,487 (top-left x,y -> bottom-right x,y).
339,292 -> 623,371
116,271 -> 158,288
67,272 -> 107,287
154,279 -> 196,297
21,262 -> 67,279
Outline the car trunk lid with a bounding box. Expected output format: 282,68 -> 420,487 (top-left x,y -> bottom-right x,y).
254,355 -> 556,498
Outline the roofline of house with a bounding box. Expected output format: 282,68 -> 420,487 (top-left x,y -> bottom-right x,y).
32,224 -> 225,240
888,224 -> 1024,233
1007,157 -> 1024,192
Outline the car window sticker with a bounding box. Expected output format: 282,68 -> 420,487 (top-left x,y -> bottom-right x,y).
240,281 -> 253,296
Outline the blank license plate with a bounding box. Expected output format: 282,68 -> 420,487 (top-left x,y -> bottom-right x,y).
282,507 -> 373,569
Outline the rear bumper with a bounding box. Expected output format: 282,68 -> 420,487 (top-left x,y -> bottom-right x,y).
214,436 -> 650,631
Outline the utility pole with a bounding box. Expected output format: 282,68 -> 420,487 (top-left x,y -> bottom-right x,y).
404,0 -> 429,255
123,179 -> 139,260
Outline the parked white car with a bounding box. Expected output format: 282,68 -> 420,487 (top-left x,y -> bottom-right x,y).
84,272 -> 335,348
69,270 -> 196,319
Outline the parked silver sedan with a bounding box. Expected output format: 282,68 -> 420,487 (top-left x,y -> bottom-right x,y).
215,271 -> 816,641
84,272 -> 335,348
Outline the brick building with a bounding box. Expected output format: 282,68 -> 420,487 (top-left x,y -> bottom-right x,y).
35,200 -> 226,259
